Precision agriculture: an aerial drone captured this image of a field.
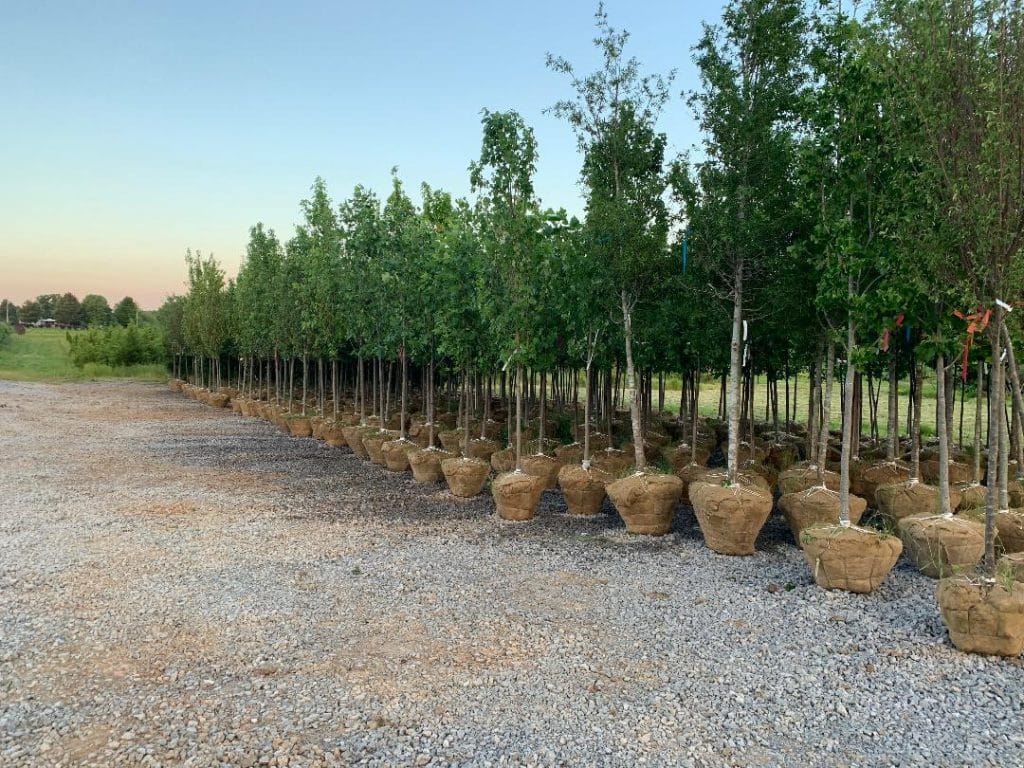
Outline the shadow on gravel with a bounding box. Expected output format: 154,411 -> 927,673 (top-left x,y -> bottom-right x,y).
153,413 -> 802,560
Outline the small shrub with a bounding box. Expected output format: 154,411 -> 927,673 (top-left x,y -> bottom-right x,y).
66,324 -> 166,368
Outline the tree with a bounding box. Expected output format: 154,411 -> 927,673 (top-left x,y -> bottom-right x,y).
19,300 -> 41,324
54,292 -> 83,327
81,294 -> 113,327
881,0 -> 1024,572
689,0 -> 807,484
113,296 -> 140,327
1,299 -> 18,325
156,295 -> 187,376
548,5 -> 675,471
470,109 -> 543,469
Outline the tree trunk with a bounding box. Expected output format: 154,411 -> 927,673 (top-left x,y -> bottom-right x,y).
887,355 -> 898,461
428,353 -> 436,448
301,351 -> 308,416
984,315 -> 1006,572
621,290 -> 646,470
400,342 -> 408,440
817,342 -> 836,487
538,370 -> 547,450
1002,323 -> 1024,479
839,317 -> 856,524
936,352 -> 952,516
515,364 -> 524,471
726,260 -> 744,484
808,353 -> 821,466
911,359 -> 923,482
583,337 -> 596,468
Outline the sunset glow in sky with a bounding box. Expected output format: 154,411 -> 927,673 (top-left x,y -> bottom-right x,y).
2,0 -> 722,309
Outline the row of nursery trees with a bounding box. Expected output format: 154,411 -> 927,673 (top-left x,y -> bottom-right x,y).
167,1 -> 1024,653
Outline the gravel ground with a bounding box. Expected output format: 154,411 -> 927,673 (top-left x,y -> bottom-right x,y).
1,380 -> 1022,768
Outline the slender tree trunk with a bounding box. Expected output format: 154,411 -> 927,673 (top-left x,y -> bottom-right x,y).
808,354 -> 821,466
887,355 -> 898,461
985,315 -> 1006,572
427,353 -> 436,449
936,351 -> 952,516
1002,323 -> 1024,479
583,334 -> 596,468
538,370 -> 547,451
301,351 -> 308,416
462,367 -> 470,458
725,259 -> 744,484
515,364 -> 524,471
358,355 -> 366,425
817,342 -> 836,487
839,315 -> 856,524
972,360 -> 985,484
621,290 -> 646,470
400,341 -> 408,440
910,359 -> 923,483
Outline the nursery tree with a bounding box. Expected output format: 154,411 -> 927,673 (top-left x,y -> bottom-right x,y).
689,0 -> 807,484
882,0 -> 1024,570
381,170 -> 430,441
470,109 -> 542,469
548,6 -> 674,470
338,185 -> 384,423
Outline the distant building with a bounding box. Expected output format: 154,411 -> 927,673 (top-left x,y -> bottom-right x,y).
34,318 -> 57,328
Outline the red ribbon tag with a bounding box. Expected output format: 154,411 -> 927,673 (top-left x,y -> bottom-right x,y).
953,308 -> 991,381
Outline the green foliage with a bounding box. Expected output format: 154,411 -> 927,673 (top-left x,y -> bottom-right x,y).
0,300 -> 18,325
183,251 -> 228,360
54,293 -> 83,327
81,294 -> 113,327
66,324 -> 165,368
0,323 -> 11,346
113,296 -> 140,327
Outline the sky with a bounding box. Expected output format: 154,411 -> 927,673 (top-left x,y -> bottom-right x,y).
1,0 -> 725,309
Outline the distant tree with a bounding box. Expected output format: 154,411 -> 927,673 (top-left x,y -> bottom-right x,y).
81,294 -> 113,327
34,294 -> 59,319
0,299 -> 18,324
54,292 -> 83,327
19,299 -> 41,324
113,296 -> 140,327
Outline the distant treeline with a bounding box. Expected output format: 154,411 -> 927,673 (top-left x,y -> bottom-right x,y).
1,294 -> 144,328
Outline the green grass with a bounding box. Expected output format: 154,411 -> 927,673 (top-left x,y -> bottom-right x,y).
0,328 -> 168,383
647,371 -> 985,445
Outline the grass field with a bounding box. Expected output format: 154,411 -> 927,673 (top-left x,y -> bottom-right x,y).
0,327 -> 167,382
650,370 -> 988,447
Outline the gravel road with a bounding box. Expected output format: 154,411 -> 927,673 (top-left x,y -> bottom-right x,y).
1,380 -> 1022,768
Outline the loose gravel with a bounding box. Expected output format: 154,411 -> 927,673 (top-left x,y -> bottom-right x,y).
1,379 -> 1022,768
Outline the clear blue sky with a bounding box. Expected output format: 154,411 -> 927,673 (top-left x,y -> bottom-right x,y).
1,0 -> 725,308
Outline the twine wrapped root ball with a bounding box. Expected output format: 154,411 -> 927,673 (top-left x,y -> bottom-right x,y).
441,457 -> 490,498
938,577 -> 1024,657
606,472 -> 683,536
800,524 -> 903,593
492,471 -> 546,521
408,447 -> 454,483
558,464 -> 612,516
689,479 -> 773,555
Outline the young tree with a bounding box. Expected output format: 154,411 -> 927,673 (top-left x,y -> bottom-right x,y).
470,109 -> 542,472
689,0 -> 807,485
882,0 -> 1024,575
548,5 -> 675,472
